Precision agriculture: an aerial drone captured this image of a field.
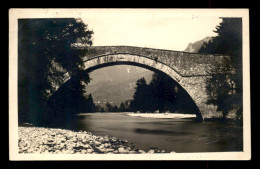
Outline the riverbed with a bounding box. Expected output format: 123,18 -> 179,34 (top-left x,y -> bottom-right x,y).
65,113 -> 243,153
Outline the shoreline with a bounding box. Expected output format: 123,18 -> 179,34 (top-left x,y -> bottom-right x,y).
126,113 -> 197,119
18,126 -> 170,154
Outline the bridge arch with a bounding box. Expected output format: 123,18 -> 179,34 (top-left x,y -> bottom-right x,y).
60,53 -> 209,120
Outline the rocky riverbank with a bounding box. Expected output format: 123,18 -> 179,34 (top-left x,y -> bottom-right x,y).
18,127 -> 168,154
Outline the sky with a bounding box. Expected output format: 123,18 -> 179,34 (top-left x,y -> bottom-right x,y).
81,9 -> 222,51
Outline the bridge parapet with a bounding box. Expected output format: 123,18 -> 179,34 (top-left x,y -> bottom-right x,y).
84,46 -> 230,76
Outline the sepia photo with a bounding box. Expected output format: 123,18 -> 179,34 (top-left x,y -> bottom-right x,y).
9,8 -> 251,160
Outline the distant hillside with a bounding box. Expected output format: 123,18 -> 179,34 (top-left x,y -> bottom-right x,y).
184,36 -> 213,53
85,65 -> 153,107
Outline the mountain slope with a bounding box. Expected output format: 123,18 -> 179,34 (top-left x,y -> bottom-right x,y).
184,36 -> 213,53
85,65 -> 153,107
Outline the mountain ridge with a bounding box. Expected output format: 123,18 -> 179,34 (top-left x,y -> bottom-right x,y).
184,36 -> 213,53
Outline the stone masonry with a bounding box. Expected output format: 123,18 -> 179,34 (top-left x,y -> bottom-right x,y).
60,46 -> 230,120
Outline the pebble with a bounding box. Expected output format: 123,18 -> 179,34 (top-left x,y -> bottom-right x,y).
148,150 -> 155,154
18,127 -> 170,154
118,147 -> 127,153
87,149 -> 94,153
138,150 -> 146,154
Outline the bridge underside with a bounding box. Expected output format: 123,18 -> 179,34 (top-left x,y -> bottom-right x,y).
59,53 -> 220,120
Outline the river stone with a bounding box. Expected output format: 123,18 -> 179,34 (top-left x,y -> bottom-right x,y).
110,138 -> 118,144
103,137 -> 110,143
51,133 -> 56,137
87,149 -> 94,153
60,143 -> 65,149
105,148 -> 114,152
22,142 -> 28,147
148,150 -> 155,154
72,138 -> 78,143
89,141 -> 94,145
95,141 -> 101,146
47,138 -> 54,142
122,140 -> 128,143
69,150 -> 75,154
83,144 -> 90,149
27,148 -> 34,153
104,143 -> 111,148
129,151 -> 137,154
99,144 -> 105,149
118,147 -> 125,153
138,150 -> 146,154
81,149 -> 87,154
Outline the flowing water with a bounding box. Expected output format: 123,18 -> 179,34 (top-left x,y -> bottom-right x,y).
66,113 -> 243,153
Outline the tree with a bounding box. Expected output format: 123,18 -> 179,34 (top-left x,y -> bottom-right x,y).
85,94 -> 96,112
130,73 -> 182,113
205,59 -> 235,118
119,102 -> 126,112
199,18 -> 242,119
112,105 -> 119,112
100,107 -> 105,113
105,102 -> 113,112
148,72 -> 179,113
130,77 -> 149,112
18,18 -> 94,125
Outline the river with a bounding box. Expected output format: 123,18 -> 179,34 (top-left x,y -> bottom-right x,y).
65,113 -> 243,153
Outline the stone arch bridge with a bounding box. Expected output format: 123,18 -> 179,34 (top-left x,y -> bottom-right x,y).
57,46 -> 230,120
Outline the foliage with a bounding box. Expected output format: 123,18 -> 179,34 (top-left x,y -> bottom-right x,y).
130,77 -> 150,112
105,102 -> 113,112
129,72 -> 199,114
119,102 -> 126,112
199,18 -> 242,119
112,105 -> 119,112
18,18 -> 94,125
85,94 -> 97,112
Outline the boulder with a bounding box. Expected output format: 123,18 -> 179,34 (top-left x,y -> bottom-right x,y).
129,151 -> 137,154
138,150 -> 146,154
99,144 -> 105,149
95,141 -> 101,146
105,148 -> 114,152
87,149 -> 94,153
148,150 -> 155,154
81,149 -> 87,154
84,144 -> 91,149
104,143 -> 111,148
72,137 -> 78,143
118,147 -> 125,153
